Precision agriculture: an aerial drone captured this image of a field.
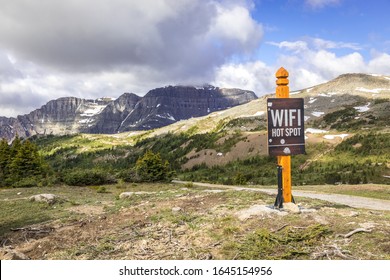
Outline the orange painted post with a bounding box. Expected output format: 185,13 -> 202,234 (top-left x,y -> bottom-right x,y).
275,67 -> 292,203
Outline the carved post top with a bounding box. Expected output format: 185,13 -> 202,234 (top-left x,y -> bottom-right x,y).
276,67 -> 289,78
275,67 -> 289,97
276,67 -> 289,86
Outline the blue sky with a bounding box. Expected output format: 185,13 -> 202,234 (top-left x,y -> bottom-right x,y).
214,0 -> 390,96
0,0 -> 390,117
254,0 -> 390,63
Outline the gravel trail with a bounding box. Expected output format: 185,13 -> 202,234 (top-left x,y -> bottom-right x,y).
173,180 -> 390,211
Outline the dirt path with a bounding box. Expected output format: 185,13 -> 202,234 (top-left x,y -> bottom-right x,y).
173,180 -> 390,211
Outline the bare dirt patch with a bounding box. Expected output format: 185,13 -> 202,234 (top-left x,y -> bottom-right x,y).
68,205 -> 106,216
182,132 -> 267,169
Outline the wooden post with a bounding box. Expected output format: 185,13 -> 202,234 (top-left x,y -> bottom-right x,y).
275,67 -> 292,203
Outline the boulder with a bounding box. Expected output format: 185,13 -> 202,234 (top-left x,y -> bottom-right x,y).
172,207 -> 182,213
29,194 -> 59,205
235,204 -> 288,221
119,192 -> 134,199
283,202 -> 301,213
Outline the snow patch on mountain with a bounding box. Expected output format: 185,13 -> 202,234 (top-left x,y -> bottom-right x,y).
356,87 -> 387,94
311,111 -> 325,117
323,134 -> 349,140
80,105 -> 108,117
305,128 -> 328,134
354,103 -> 371,113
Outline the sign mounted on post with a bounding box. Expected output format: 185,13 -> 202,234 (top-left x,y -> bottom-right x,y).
267,98 -> 305,156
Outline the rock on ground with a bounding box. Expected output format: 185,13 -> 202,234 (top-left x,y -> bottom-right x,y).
235,204 -> 288,221
283,202 -> 301,213
119,192 -> 134,199
29,194 -> 59,205
172,207 -> 182,213
119,191 -> 156,199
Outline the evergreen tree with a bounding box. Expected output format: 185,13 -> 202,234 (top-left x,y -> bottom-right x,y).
10,135 -> 22,158
135,150 -> 171,182
0,139 -> 11,183
9,140 -> 45,180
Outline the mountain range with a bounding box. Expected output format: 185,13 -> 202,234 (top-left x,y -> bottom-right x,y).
0,85 -> 257,142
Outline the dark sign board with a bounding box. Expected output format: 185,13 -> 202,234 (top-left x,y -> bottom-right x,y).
267,98 -> 305,156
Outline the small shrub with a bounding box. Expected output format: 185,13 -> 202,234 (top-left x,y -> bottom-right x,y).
135,150 -> 173,182
11,177 -> 40,188
62,169 -> 116,186
225,224 -> 331,260
325,172 -> 341,185
118,169 -> 140,183
184,182 -> 194,188
96,186 -> 107,193
233,172 -> 247,185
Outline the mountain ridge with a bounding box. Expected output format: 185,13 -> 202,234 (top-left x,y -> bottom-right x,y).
0,85 -> 257,141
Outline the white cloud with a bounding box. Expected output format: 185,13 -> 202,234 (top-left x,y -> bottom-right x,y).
305,0 -> 341,9
0,0 -> 262,75
270,38 -> 367,89
0,0 -> 263,117
214,61 -> 274,94
1,0 -> 388,121
311,38 -> 362,51
293,68 -> 324,90
214,38 -> 390,96
269,37 -> 362,52
367,52 -> 390,74
307,50 -> 365,77
208,4 -> 263,49
268,41 -> 308,53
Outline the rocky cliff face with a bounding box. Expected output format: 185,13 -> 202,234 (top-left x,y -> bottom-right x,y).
0,97 -> 114,141
115,85 -> 257,132
87,93 -> 142,134
0,85 -> 257,141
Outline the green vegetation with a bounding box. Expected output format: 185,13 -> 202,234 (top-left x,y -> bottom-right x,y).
302,133 -> 390,185
180,155 -> 277,185
1,121 -> 388,189
134,150 -> 173,182
285,184 -> 390,200
62,169 -> 116,186
25,129 -> 248,186
322,107 -> 358,129
0,199 -> 56,236
310,132 -> 390,185
181,133 -> 390,186
335,132 -> 390,156
311,106 -> 370,131
224,116 -> 266,132
224,224 -> 331,259
311,101 -> 390,131
0,137 -> 50,188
